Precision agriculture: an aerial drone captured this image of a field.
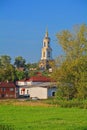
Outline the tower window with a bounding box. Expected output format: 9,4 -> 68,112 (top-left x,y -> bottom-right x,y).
44,42 -> 46,47
48,42 -> 49,47
43,52 -> 45,57
48,52 -> 50,57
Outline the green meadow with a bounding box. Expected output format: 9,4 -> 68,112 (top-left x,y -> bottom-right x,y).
0,102 -> 87,130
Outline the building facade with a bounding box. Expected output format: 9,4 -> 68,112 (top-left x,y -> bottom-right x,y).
0,82 -> 18,98
17,75 -> 57,99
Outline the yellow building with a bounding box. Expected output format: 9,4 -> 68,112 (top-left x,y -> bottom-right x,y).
39,30 -> 53,70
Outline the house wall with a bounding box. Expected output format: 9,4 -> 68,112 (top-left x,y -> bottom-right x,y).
17,81 -> 27,86
29,87 -> 48,99
48,87 -> 57,97
17,81 -> 43,86
0,87 -> 18,98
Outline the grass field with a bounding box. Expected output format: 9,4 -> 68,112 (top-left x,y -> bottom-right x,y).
0,100 -> 87,130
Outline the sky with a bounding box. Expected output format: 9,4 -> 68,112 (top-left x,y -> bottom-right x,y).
0,0 -> 87,63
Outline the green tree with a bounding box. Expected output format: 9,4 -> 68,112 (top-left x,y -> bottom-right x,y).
0,55 -> 16,82
15,70 -> 26,80
14,56 -> 26,68
0,55 -> 11,67
52,24 -> 87,99
25,62 -> 39,77
56,24 -> 87,61
0,64 -> 16,82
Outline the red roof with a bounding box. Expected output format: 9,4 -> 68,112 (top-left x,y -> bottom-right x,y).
17,74 -> 52,83
0,82 -> 16,88
28,76 -> 51,82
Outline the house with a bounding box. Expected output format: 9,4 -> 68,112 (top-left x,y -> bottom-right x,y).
17,75 -> 57,99
29,82 -> 56,99
0,81 -> 18,98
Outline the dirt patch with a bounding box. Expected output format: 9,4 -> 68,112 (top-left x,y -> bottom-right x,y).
13,100 -> 52,107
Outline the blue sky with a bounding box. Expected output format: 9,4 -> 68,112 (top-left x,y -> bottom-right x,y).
0,0 -> 87,63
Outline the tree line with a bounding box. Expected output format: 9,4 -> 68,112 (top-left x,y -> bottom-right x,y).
0,55 -> 39,81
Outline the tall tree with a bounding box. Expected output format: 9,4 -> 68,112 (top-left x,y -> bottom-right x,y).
0,55 -> 11,67
52,24 -> 87,99
0,64 -> 16,82
56,24 -> 87,61
14,56 -> 26,68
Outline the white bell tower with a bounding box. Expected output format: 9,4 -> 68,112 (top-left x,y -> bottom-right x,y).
41,30 -> 52,60
39,29 -> 53,70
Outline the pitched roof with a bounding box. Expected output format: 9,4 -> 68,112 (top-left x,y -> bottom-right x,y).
0,82 -> 16,87
27,76 -> 51,82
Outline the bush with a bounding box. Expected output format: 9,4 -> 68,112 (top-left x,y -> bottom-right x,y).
45,98 -> 87,108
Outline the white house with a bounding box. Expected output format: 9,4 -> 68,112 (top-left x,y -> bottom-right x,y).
29,82 -> 56,99
16,75 -> 57,99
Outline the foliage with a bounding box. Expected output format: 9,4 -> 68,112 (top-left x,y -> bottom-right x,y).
15,70 -> 27,80
56,24 -> 87,61
41,70 -> 50,77
0,55 -> 11,67
0,64 -> 16,82
52,24 -> 87,99
45,98 -> 87,109
0,55 -> 28,81
25,62 -> 39,77
14,56 -> 26,68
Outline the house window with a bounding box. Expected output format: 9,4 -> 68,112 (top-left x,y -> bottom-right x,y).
1,88 -> 6,92
10,88 -> 14,91
1,94 -> 5,98
27,90 -> 29,94
21,88 -> 25,95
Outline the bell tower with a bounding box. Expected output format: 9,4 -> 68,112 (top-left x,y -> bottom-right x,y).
39,29 -> 53,70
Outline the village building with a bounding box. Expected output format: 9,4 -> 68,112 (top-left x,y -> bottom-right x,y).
0,81 -> 18,98
16,75 -> 56,99
39,30 -> 53,70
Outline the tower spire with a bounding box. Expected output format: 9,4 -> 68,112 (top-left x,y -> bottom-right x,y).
45,28 -> 48,37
